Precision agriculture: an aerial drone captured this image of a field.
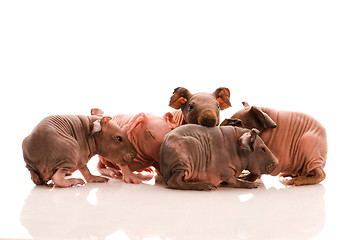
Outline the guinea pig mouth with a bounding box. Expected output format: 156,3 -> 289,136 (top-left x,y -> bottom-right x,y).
123,152 -> 136,164
265,163 -> 276,174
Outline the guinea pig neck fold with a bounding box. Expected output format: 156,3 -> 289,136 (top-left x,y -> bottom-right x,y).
86,117 -> 99,158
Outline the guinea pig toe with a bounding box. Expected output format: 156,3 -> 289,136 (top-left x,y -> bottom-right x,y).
123,176 -> 142,184
111,171 -> 122,179
70,179 -> 85,187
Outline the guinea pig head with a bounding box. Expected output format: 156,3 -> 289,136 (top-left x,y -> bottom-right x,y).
238,128 -> 278,175
169,87 -> 231,127
221,102 -> 276,132
122,113 -> 174,162
92,117 -> 136,167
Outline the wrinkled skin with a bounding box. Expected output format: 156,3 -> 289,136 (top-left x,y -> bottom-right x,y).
169,87 -> 232,127
159,124 -> 278,191
221,102 -> 327,186
22,115 -> 136,188
91,109 -> 176,184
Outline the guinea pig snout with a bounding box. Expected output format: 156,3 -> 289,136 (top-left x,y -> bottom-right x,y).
266,161 -> 277,174
198,110 -> 218,127
123,152 -> 136,163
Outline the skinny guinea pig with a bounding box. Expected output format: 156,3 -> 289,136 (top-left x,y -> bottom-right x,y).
22,115 -> 137,187
91,109 -> 177,184
159,124 -> 278,191
221,102 -> 327,186
169,87 -> 232,127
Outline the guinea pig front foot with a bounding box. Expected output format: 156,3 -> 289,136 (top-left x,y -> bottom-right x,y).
86,175 -> 109,183
79,165 -> 109,183
52,169 -> 85,188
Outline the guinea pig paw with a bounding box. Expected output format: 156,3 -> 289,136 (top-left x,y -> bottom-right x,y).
135,172 -> 154,181
109,171 -> 123,179
200,183 -> 217,191
285,176 -> 312,186
65,178 -> 86,188
98,168 -> 122,179
123,175 -> 143,184
241,181 -> 259,189
87,175 -> 109,183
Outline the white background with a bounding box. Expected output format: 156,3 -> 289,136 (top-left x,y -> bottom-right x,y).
1,1 -> 360,239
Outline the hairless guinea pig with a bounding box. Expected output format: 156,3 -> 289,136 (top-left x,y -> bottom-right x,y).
91,108 -> 177,184
159,124 -> 278,191
221,102 -> 327,186
22,115 -> 136,188
169,87 -> 232,127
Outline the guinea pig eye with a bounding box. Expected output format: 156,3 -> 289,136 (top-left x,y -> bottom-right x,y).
261,147 -> 266,152
188,103 -> 195,111
217,103 -> 220,110
116,136 -> 123,142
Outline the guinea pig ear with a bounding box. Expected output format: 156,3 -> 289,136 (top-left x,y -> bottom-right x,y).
91,116 -> 113,135
162,112 -> 178,130
213,87 -> 231,110
90,120 -> 102,135
90,108 -> 104,117
169,87 -> 191,109
100,116 -> 112,128
251,128 -> 260,135
122,113 -> 147,134
220,118 -> 244,127
251,106 -> 277,129
242,101 -> 250,107
239,129 -> 258,152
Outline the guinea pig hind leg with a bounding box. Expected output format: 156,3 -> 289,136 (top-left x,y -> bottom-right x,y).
166,170 -> 217,191
285,167 -> 326,186
52,168 -> 85,188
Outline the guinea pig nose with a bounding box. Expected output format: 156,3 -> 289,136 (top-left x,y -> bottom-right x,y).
123,153 -> 135,163
266,163 -> 276,174
198,110 -> 218,127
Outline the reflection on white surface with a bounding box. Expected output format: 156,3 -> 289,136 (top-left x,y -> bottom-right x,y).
87,187 -> 99,206
18,178 -> 326,240
238,193 -> 254,202
106,230 -> 131,240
